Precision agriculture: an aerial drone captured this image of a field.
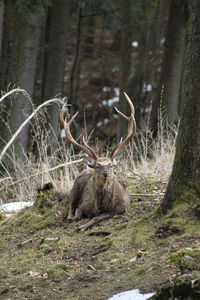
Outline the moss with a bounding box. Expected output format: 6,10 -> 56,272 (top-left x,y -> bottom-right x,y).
47,264 -> 72,281
170,249 -> 200,270
129,217 -> 155,248
34,192 -> 54,211
114,223 -> 128,230
172,181 -> 200,207
93,238 -> 113,253
150,278 -> 200,300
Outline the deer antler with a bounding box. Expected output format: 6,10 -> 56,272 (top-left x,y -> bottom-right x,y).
60,104 -> 98,160
109,92 -> 136,158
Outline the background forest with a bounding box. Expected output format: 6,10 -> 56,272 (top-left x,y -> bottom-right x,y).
0,0 -> 188,164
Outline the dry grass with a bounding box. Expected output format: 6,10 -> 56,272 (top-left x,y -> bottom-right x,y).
0,89 -> 80,204
0,89 -> 177,205
124,123 -> 177,181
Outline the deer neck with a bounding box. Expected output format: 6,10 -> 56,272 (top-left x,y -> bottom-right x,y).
93,172 -> 115,191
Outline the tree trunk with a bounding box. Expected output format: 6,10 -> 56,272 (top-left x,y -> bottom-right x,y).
117,0 -> 132,140
42,0 -> 69,151
147,0 -> 170,126
150,0 -> 185,134
0,5 -> 42,161
161,0 -> 200,213
0,0 -> 4,57
10,15 -> 43,158
69,3 -> 82,111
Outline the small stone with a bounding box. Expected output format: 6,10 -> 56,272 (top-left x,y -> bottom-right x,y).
110,258 -> 118,264
129,257 -> 137,263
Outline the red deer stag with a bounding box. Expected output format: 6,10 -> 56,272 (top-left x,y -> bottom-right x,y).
60,92 -> 136,231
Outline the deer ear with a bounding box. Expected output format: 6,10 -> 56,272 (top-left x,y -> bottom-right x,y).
83,157 -> 96,168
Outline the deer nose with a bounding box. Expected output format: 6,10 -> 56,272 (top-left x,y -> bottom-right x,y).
102,171 -> 109,178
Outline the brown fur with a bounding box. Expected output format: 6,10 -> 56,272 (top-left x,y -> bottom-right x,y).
68,157 -> 130,221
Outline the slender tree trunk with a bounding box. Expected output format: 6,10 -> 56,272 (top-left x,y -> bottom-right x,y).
42,0 -> 69,152
0,0 -> 4,57
148,0 -> 170,125
161,0 -> 200,213
150,0 -> 186,134
117,0 -> 132,140
69,3 -> 82,111
127,20 -> 151,128
83,16 -> 95,59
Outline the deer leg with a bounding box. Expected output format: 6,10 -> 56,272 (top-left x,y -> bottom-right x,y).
74,207 -> 83,220
67,206 -> 74,220
77,213 -> 112,232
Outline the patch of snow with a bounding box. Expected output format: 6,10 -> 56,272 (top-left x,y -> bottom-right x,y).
160,38 -> 165,45
85,103 -> 93,108
146,84 -> 152,91
102,97 -> 119,107
143,84 -> 152,92
64,76 -> 69,83
131,41 -> 139,47
60,129 -> 66,139
114,87 -> 120,97
111,66 -> 119,73
105,39 -> 113,44
96,118 -> 110,127
107,289 -> 154,300
141,106 -> 152,114
102,87 -> 111,92
0,201 -> 33,213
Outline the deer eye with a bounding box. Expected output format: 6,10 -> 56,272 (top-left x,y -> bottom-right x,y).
95,164 -> 101,169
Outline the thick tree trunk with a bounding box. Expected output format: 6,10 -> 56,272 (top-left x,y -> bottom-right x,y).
10,15 -> 42,158
42,0 -> 69,151
161,0 -> 200,213
117,0 -> 132,140
0,6 -> 42,161
150,0 -> 185,134
0,4 -> 41,159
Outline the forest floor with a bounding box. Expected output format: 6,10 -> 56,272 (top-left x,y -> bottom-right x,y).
1,175 -> 200,300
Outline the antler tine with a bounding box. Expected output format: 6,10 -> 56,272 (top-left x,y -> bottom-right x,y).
60,104 -> 98,159
109,92 -> 136,159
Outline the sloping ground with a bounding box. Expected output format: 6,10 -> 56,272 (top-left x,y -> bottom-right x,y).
0,178 -> 200,300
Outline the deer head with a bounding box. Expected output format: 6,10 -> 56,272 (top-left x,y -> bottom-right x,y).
60,92 -> 136,181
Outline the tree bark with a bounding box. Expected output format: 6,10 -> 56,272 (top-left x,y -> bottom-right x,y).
0,0 -> 4,57
150,0 -> 186,134
42,0 -> 69,151
161,0 -> 200,213
69,3 -> 82,111
0,5 -> 42,161
10,15 -> 43,158
117,0 -> 132,140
